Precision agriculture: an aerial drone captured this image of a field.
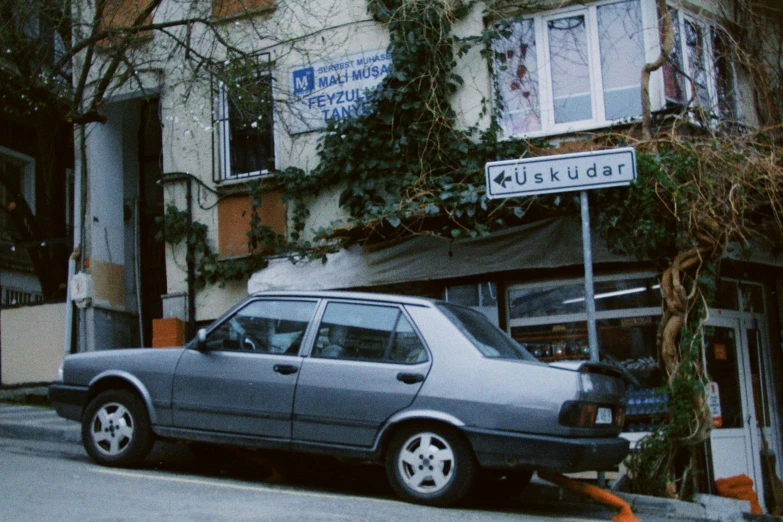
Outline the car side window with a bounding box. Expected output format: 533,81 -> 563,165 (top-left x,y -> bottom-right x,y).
205,299 -> 316,354
311,302 -> 428,363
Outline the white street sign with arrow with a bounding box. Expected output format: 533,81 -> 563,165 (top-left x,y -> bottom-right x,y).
485,147 -> 636,199
484,147 -> 637,367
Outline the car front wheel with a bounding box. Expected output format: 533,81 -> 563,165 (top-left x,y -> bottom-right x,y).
82,389 -> 153,467
385,423 -> 475,506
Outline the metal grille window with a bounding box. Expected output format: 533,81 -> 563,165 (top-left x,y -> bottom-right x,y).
2,287 -> 43,307
215,58 -> 275,182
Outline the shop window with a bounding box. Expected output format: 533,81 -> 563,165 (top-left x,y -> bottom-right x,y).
217,190 -> 286,257
711,280 -> 764,313
713,279 -> 740,310
507,275 -> 665,433
739,283 -> 764,314
212,0 -> 275,19
444,282 -> 498,325
493,0 -> 646,137
508,277 -> 661,320
444,282 -> 497,307
216,69 -> 275,182
662,6 -> 738,124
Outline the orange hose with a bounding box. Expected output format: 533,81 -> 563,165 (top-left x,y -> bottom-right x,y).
538,471 -> 641,522
715,474 -> 764,515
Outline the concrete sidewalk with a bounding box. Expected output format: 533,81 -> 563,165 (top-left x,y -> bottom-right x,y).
0,386 -> 779,522
0,399 -> 81,444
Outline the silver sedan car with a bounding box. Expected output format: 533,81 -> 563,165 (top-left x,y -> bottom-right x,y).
49,291 -> 629,506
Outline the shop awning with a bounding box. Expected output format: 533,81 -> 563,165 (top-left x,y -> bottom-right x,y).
247,216 -> 638,293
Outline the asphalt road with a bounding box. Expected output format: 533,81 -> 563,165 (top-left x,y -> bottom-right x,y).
0,436 -> 632,522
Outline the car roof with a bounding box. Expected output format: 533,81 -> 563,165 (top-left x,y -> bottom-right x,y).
248,290 -> 439,307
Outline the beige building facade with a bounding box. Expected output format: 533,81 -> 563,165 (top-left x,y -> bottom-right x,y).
69,0 -> 783,510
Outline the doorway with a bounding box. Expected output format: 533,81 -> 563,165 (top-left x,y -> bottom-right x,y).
136,99 -> 166,347
706,283 -> 782,512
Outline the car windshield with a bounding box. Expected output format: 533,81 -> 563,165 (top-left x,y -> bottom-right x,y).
436,303 -> 537,361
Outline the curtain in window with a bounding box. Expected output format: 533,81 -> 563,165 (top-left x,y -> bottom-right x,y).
493,19 -> 541,134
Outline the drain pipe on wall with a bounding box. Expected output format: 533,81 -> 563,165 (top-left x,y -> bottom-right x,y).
64,124 -> 85,354
160,172 -> 196,340
134,198 -> 144,346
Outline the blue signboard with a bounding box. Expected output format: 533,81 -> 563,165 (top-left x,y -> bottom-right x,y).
288,49 -> 392,134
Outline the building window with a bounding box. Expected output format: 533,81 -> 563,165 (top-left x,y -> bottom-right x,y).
216,70 -> 275,182
216,190 -> 286,257
98,0 -> 154,43
0,147 -> 35,236
662,6 -> 738,124
212,0 -> 275,19
493,0 -> 647,137
444,282 -> 499,326
506,274 -> 664,433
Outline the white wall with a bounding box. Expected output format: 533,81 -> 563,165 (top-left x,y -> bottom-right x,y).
1,303 -> 66,385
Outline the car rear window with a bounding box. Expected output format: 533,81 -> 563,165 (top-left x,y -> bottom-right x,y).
436,303 -> 537,361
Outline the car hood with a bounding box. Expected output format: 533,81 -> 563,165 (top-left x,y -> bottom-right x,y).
64,347 -> 185,386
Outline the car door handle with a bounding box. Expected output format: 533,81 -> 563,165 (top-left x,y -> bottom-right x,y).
397,372 -> 425,384
273,364 -> 298,375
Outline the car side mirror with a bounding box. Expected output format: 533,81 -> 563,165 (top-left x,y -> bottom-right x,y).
195,328 -> 208,351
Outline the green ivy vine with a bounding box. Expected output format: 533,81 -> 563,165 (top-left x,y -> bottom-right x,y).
155,181 -> 289,288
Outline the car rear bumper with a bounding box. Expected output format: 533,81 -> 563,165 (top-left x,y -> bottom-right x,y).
48,383 -> 88,422
464,427 -> 630,472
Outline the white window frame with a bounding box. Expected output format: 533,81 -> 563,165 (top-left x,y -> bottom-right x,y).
493,0 -> 660,139
665,6 -> 740,125
216,73 -> 276,183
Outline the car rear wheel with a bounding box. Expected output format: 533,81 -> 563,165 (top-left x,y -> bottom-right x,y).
82,389 -> 153,467
385,423 -> 475,506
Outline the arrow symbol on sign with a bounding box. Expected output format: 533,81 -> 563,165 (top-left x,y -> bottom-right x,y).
494,170 -> 511,188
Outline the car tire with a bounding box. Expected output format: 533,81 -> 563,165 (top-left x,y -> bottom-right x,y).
82,389 -> 153,467
385,423 -> 476,507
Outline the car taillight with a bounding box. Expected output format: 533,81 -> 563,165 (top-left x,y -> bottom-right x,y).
559,401 -> 624,428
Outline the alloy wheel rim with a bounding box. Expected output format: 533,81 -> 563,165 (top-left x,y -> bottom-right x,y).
397,432 -> 455,494
90,402 -> 134,456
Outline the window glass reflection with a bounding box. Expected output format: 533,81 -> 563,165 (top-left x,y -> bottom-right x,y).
508,277 -> 660,319
511,315 -> 663,432
684,19 -> 712,110
739,283 -> 764,314
493,19 -> 541,134
663,6 -> 686,104
705,327 -> 743,429
712,27 -> 737,121
548,15 -> 592,123
597,0 -> 644,120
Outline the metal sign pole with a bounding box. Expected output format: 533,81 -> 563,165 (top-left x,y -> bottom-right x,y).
581,190 -> 604,487
580,191 -> 599,362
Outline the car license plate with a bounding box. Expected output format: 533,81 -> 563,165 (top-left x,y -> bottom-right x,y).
596,407 -> 613,424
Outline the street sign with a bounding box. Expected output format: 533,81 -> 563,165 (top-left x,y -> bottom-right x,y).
485,147 -> 636,199
484,146 -> 637,370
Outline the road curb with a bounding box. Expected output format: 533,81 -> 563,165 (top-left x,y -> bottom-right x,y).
0,417 -> 82,444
